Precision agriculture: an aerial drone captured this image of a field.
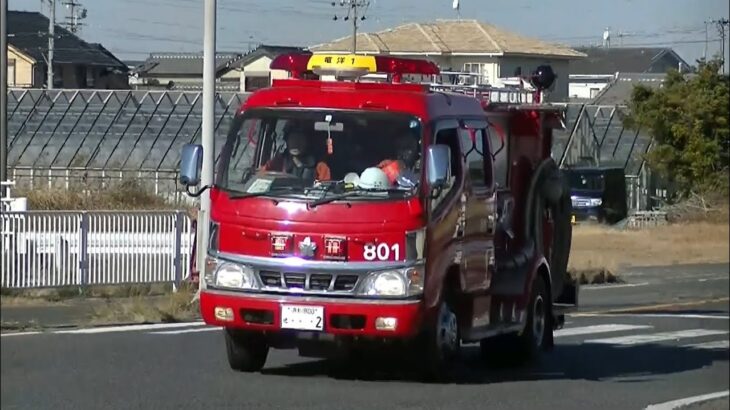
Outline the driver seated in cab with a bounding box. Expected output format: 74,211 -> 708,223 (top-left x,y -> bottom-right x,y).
261,129 -> 331,185
376,132 -> 420,186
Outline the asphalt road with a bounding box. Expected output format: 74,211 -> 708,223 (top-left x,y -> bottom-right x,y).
2,264 -> 728,410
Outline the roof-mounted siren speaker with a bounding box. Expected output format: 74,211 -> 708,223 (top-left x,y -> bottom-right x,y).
529,65 -> 556,101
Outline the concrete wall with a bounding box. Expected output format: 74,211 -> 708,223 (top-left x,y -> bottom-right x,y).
6,46 -> 35,87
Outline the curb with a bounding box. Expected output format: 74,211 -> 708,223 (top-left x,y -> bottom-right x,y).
1,317 -> 204,335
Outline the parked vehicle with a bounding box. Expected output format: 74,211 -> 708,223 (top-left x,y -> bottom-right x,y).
566,166 -> 628,224
179,54 -> 577,380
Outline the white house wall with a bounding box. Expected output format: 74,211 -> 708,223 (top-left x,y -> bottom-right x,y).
431,56 -> 501,85
569,81 -> 610,99
239,55 -> 290,91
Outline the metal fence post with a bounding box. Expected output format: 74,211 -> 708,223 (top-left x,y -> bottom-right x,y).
173,211 -> 183,291
79,212 -> 89,287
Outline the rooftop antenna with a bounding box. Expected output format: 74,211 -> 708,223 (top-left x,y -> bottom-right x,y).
331,0 -> 371,54
453,0 -> 461,20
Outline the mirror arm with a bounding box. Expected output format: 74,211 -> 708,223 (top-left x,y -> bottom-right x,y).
186,185 -> 212,198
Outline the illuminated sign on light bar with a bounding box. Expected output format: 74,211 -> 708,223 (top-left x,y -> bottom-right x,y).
270,53 -> 440,81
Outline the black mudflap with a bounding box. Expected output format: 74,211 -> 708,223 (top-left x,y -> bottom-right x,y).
553,276 -> 579,317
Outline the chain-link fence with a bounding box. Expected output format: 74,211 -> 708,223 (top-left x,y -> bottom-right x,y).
6,89 -> 660,211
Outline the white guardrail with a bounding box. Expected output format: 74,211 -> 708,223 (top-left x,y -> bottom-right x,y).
0,211 -> 194,289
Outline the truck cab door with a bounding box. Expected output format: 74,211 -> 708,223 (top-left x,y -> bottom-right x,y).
458,121 -> 496,293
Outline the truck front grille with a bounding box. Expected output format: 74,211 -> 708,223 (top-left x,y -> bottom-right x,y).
257,270 -> 360,294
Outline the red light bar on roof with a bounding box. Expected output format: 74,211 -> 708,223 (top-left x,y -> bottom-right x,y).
269,53 -> 312,79
269,53 -> 440,80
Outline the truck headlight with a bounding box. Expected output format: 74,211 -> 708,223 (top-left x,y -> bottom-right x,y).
213,262 -> 258,290
357,265 -> 424,297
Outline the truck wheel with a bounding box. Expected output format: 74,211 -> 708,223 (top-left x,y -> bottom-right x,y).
224,328 -> 269,372
420,298 -> 461,381
517,276 -> 551,359
480,277 -> 551,366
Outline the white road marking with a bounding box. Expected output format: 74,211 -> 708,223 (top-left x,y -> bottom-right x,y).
54,322 -> 206,334
684,340 -> 730,350
555,324 -> 653,338
587,329 -> 728,346
582,282 -> 649,290
571,313 -> 730,320
645,390 -> 729,410
0,331 -> 43,337
698,277 -> 729,282
149,327 -> 222,335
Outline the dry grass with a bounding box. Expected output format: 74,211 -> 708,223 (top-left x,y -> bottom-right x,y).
569,221 -> 729,273
0,284 -> 179,306
88,287 -> 199,325
15,179 -> 185,211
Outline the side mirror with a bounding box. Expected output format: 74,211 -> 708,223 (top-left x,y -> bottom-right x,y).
426,144 -> 451,190
180,144 -> 203,187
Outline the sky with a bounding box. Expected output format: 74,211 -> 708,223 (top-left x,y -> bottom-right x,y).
8,0 -> 730,67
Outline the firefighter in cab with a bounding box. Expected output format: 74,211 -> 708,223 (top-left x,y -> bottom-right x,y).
262,129 -> 331,185
377,131 -> 420,187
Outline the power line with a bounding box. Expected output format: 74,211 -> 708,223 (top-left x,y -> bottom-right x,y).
60,0 -> 87,34
576,38 -> 723,48
331,0 -> 370,53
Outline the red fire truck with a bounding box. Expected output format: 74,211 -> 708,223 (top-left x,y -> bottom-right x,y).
179,53 -> 577,380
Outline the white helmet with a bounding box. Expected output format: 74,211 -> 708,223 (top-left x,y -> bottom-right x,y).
343,172 -> 360,185
358,167 -> 390,189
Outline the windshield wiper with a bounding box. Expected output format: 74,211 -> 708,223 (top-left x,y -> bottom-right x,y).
309,187 -> 410,208
227,186 -> 301,199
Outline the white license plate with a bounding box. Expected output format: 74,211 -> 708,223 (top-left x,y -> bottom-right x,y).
280,305 -> 324,331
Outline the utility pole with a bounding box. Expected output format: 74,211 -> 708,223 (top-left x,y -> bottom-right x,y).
704,20 -> 709,60
1,0 -> 8,191
61,0 -> 86,34
47,0 -> 55,89
331,0 -> 370,54
197,0 -> 216,292
713,18 -> 729,73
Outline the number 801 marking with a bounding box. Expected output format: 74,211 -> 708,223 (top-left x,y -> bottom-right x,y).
363,243 -> 400,261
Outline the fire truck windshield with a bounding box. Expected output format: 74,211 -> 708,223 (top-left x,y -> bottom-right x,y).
216,109 -> 423,201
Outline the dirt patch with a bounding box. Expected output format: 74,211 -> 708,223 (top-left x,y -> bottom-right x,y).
87,287 -> 200,326
568,221 -> 729,279
1,284 -> 180,307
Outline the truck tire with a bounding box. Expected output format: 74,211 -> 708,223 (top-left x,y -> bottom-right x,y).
516,276 -> 551,360
419,297 -> 461,382
479,276 -> 550,366
224,328 -> 269,372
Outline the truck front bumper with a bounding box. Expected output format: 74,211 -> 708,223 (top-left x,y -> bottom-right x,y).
200,289 -> 424,338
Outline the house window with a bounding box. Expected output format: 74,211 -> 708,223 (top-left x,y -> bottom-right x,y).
589,87 -> 600,98
245,75 -> 270,92
87,69 -> 96,88
8,59 -> 15,86
462,62 -> 489,85
75,65 -> 88,88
